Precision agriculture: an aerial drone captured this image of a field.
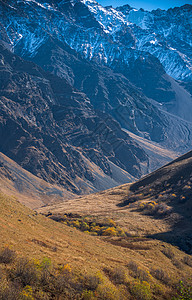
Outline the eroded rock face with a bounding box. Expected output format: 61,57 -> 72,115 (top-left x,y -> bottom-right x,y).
1,0 -> 191,151
0,0 -> 192,193
29,36 -> 192,151
0,42 -> 148,193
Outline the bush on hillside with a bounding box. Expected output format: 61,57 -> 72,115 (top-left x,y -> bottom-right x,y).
0,247 -> 16,264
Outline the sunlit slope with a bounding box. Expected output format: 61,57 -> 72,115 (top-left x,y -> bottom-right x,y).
39,150 -> 192,253
0,151 -> 74,209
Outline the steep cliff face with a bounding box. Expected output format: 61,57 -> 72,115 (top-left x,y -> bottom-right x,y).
0,0 -> 192,192
83,1 -> 192,82
28,36 -> 192,150
1,0 -> 191,149
1,0 -> 192,87
0,42 -> 148,193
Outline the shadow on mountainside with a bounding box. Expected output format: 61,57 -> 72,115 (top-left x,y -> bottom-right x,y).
118,150 -> 192,253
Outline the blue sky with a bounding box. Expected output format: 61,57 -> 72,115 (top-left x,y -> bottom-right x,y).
97,0 -> 192,10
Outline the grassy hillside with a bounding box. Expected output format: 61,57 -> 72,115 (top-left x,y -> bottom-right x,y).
123,150 -> 192,254
0,192 -> 192,299
41,150 -> 192,254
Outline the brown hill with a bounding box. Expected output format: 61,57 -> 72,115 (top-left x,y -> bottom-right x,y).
0,151 -> 74,209
39,150 -> 192,254
0,191 -> 192,299
125,150 -> 192,254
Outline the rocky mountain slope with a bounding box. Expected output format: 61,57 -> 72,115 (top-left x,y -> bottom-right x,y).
1,0 -> 191,81
0,151 -> 75,208
0,0 -> 192,193
85,1 -> 192,82
1,0 -> 192,149
0,42 -> 147,194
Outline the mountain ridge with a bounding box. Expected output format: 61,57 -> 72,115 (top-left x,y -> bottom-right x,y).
1,0 -> 191,148
0,0 -> 192,192
0,41 -> 148,194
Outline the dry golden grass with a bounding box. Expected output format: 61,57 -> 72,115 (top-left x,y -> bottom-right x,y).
1,150 -> 192,298
38,184 -> 170,237
1,191 -> 192,299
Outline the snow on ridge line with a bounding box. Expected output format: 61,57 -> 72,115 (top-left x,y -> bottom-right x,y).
80,0 -> 132,33
1,0 -> 192,82
79,0 -> 192,81
23,0 -> 57,11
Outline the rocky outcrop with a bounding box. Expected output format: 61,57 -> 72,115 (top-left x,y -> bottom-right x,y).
0,42 -> 148,193
0,0 -> 192,193
0,0 -> 191,152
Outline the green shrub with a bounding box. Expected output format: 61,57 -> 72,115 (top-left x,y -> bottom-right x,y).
111,267 -> 127,285
10,258 -> 39,287
150,268 -> 170,284
20,285 -> 34,300
127,261 -> 150,282
102,227 -> 117,236
130,280 -> 152,300
50,214 -> 126,237
138,201 -> 171,216
0,248 -> 16,264
183,256 -> 192,267
173,281 -> 192,300
53,274 -> 71,294
81,290 -> 96,300
84,274 -> 101,291
162,248 -> 175,259
81,222 -> 90,232
172,259 -> 183,270
40,262 -> 52,288
97,282 -> 119,300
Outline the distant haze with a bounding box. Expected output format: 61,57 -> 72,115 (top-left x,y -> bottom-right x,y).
97,0 -> 192,10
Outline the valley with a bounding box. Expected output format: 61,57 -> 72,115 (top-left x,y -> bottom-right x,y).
0,150 -> 192,298
0,0 -> 192,299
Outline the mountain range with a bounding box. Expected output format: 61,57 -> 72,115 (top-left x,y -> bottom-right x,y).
0,2 -> 192,298
0,0 -> 192,195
